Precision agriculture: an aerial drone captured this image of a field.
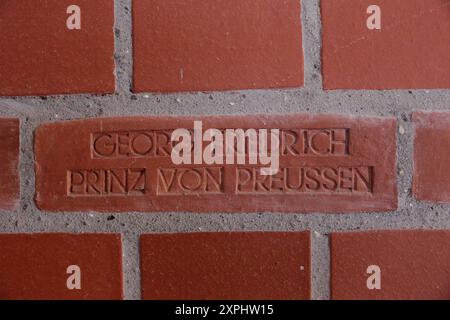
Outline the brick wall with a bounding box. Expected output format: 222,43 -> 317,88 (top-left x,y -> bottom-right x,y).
0,0 -> 449,300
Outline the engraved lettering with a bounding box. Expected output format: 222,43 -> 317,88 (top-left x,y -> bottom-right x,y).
67,168 -> 147,196
131,132 -> 153,156
92,133 -> 116,157
155,131 -> 172,156
92,131 -> 173,158
157,167 -> 224,195
236,166 -> 374,194
280,129 -> 349,156
281,130 -> 300,156
92,128 -> 350,159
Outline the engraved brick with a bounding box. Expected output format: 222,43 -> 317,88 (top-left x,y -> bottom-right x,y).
0,118 -> 20,210
322,0 -> 450,89
413,111 -> 450,203
34,114 -> 397,213
0,234 -> 123,300
331,230 -> 450,300
0,0 -> 115,96
140,232 -> 311,300
132,0 -> 304,93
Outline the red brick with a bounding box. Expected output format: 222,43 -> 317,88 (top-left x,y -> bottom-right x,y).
132,0 -> 303,93
34,114 -> 397,213
0,0 -> 115,96
140,232 -> 311,300
413,112 -> 450,203
0,118 -> 20,210
0,234 -> 123,300
331,230 -> 450,300
321,0 -> 450,89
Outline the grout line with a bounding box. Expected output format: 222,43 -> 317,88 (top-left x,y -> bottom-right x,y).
312,231 -> 331,300
122,231 -> 141,300
116,0 -> 133,96
302,0 -> 330,300
116,0 -> 141,300
302,0 -> 323,90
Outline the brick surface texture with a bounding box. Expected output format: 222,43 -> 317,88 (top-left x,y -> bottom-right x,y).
0,0 -> 449,300
34,114 -> 397,213
141,232 -> 311,300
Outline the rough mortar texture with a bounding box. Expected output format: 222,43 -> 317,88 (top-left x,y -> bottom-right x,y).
0,0 -> 449,300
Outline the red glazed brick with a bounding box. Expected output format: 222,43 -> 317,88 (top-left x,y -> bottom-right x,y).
0,118 -> 20,210
321,0 -> 450,89
34,114 -> 397,213
0,0 -> 115,96
132,0 -> 304,93
140,232 -> 311,300
331,230 -> 450,300
413,112 -> 450,203
0,234 -> 123,300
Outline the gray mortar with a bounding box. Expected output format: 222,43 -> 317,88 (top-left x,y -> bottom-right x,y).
0,0 -> 449,300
